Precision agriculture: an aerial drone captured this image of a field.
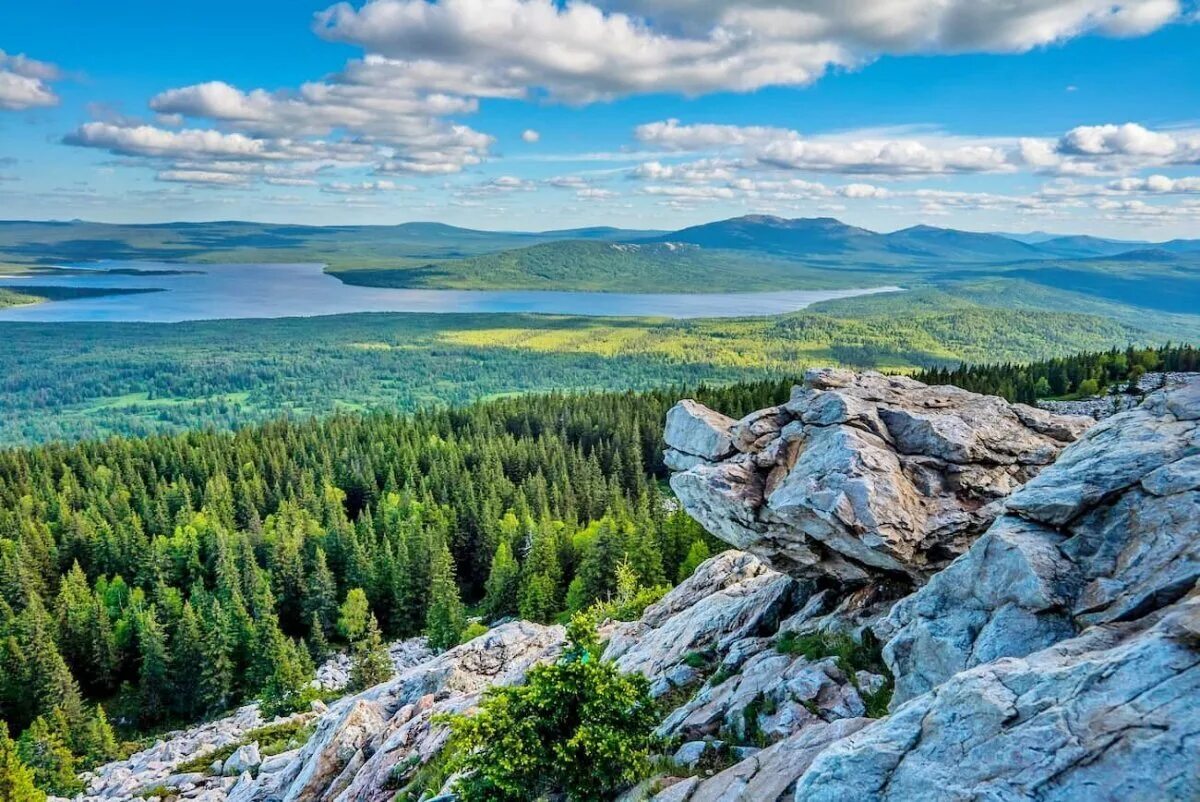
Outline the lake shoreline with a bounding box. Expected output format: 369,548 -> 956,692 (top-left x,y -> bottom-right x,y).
0,261 -> 904,323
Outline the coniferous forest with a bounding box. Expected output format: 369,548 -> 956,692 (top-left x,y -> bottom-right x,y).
914,344 -> 1197,403
0,379 -> 793,794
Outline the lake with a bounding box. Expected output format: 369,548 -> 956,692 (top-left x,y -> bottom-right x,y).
0,262 -> 903,322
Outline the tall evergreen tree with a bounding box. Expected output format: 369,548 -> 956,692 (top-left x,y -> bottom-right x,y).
0,722 -> 44,802
349,615 -> 391,691
482,542 -> 519,619
425,542 -> 465,651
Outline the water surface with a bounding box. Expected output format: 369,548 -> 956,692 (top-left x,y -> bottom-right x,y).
0,262 -> 903,322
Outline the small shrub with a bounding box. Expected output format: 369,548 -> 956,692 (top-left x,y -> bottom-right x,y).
440,615 -> 659,801
460,621 -> 489,643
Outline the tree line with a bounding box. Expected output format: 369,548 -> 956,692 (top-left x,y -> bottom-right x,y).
913,344 -> 1196,404
0,379 -> 792,796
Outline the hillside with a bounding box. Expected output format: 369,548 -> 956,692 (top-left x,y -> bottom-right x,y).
341,239 -> 881,292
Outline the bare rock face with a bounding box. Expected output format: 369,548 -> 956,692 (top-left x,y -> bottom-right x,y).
793,587 -> 1200,801
884,377 -> 1200,705
649,718 -> 872,802
659,649 -> 869,743
666,369 -> 1090,586
604,551 -> 795,691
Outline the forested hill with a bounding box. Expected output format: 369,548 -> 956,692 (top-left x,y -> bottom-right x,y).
0,379 -> 790,796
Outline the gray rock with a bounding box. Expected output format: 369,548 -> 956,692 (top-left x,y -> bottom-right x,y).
653,718 -> 871,802
664,400 -> 738,462
667,369 -> 1088,586
672,740 -> 722,768
604,551 -> 795,684
885,377 -> 1200,706
221,743 -> 261,776
794,588 -> 1200,801
661,650 -> 864,742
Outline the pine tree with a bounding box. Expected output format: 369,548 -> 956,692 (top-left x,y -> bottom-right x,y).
482,541 -> 520,619
16,715 -> 80,796
136,609 -> 170,727
349,615 -> 391,691
0,722 -> 44,802
302,548 -> 337,636
425,542 -> 465,651
307,612 -> 330,664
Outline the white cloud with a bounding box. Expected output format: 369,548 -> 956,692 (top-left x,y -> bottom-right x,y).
0,50 -> 63,111
1109,174 -> 1200,193
65,123 -> 274,160
315,0 -> 1183,101
321,179 -> 416,194
576,187 -> 618,199
1059,122 -> 1178,156
635,118 -> 1200,179
522,128 -> 540,143
156,170 -> 251,187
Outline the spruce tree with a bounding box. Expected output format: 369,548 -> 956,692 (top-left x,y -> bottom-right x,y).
425,542 -> 465,651
18,595 -> 83,732
197,602 -> 235,717
482,541 -> 520,619
349,615 -> 391,691
302,548 -> 337,636
76,706 -> 119,769
307,612 -> 330,664
0,722 -> 44,802
135,609 -> 170,727
16,715 -> 80,796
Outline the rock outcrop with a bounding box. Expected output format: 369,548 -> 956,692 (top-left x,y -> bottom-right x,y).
666,369 -> 1090,586
662,376 -> 1200,801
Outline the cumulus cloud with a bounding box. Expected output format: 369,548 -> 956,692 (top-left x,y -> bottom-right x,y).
636,120 -> 1015,176
315,0 -> 1184,101
156,170 -> 251,186
522,129 -> 540,143
635,118 -> 1200,179
321,179 -> 416,194
1109,174 -> 1200,193
0,50 -> 63,110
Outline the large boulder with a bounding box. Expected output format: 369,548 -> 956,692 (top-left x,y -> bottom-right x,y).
667,369 -> 1090,586
884,377 -> 1200,705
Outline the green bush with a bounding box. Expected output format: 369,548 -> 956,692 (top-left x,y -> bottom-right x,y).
441,616 -> 658,801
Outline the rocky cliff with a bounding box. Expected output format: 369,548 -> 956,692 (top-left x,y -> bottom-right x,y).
652,370 -> 1199,801
70,371 -> 1198,802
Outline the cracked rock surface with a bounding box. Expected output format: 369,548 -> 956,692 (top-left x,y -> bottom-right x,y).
884,377 -> 1200,705
666,369 -> 1090,586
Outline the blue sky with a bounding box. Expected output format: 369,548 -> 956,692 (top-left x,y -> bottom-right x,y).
2,0 -> 1199,236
